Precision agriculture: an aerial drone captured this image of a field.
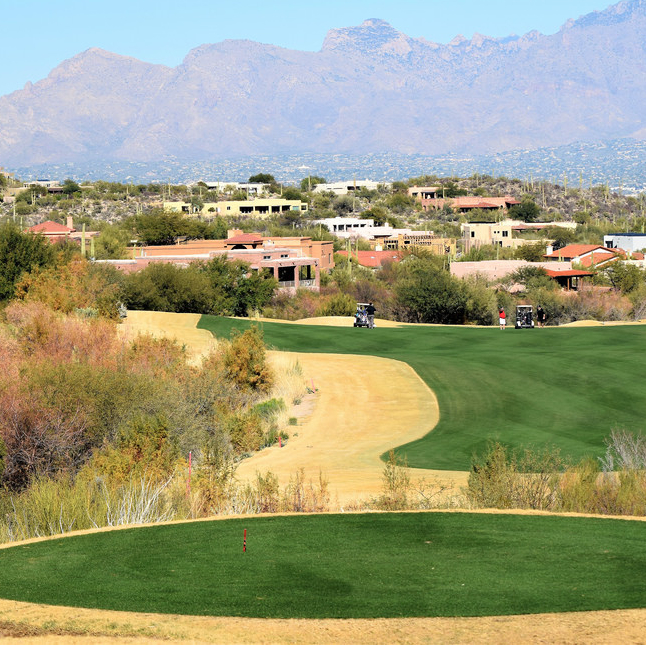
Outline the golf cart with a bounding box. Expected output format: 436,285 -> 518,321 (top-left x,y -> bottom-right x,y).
515,305 -> 534,329
353,302 -> 370,327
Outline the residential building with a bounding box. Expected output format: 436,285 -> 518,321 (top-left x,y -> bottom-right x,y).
198,182 -> 268,196
27,217 -> 99,245
544,244 -> 623,268
451,260 -> 591,291
408,186 -> 440,200
103,230 -> 335,293
421,195 -> 520,214
312,180 -> 390,195
603,233 -> 646,254
336,250 -> 403,268
379,232 -> 456,256
163,199 -> 308,219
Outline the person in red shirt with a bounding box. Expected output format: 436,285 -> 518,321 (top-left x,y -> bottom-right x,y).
499,307 -> 506,330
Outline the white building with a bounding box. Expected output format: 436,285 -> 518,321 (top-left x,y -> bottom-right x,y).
313,180 -> 390,195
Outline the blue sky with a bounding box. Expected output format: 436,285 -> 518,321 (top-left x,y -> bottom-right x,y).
0,0 -> 611,96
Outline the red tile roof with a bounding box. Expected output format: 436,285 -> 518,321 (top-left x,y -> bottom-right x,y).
29,221 -> 74,234
544,244 -> 610,259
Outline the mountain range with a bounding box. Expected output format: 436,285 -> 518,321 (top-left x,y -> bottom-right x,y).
2,0 -> 646,167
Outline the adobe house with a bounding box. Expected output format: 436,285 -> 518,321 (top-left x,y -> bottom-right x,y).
543,244 -> 623,268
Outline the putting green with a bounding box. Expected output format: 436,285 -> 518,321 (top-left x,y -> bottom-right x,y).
1,513 -> 645,618
198,316 -> 646,470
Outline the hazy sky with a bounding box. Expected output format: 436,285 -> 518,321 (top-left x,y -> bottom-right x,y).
0,0 -> 612,96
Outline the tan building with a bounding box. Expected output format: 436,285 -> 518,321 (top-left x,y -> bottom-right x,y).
163,199 -> 308,219
378,232 -> 456,256
408,186 -> 440,200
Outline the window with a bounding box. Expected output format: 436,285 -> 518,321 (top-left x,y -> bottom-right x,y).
502,231 -> 509,237
263,255 -> 271,260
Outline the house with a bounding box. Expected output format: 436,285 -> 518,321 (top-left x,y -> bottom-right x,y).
103,230 -> 335,293
320,217 -> 455,255
312,180 -> 390,195
379,232 -> 456,256
408,186 -> 440,200
603,233 -> 646,254
163,199 -> 308,219
421,195 -> 520,214
450,260 -> 592,291
336,250 -> 403,268
461,220 -> 524,252
27,217 -> 99,245
198,182 -> 268,196
544,244 -> 623,268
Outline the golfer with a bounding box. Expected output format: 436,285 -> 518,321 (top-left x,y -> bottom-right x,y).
537,305 -> 546,327
499,307 -> 506,330
366,302 -> 376,329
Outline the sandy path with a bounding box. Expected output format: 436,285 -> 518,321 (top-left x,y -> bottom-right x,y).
120,311 -> 464,502
238,352 -> 465,505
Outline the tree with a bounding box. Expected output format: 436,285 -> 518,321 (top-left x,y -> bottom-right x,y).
130,210 -> 187,245
605,262 -> 644,294
300,176 -> 326,191
508,198 -> 540,223
61,178 -> 81,195
200,256 -> 277,316
395,257 -> 467,324
122,263 -> 213,313
515,242 -> 546,262
248,173 -> 274,184
0,224 -> 57,301
282,187 -> 304,201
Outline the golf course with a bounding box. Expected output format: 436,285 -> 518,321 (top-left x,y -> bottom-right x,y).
197,314 -> 646,470
1,312 -> 645,643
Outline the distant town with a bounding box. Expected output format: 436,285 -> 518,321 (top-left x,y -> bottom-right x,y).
7,138 -> 646,195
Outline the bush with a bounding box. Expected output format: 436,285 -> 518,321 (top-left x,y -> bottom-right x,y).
221,327 -> 273,393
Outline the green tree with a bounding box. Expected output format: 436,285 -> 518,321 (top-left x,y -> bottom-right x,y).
508,198 -> 540,223
300,176 -> 326,191
605,262 -> 644,294
515,242 -> 546,262
248,173 -> 274,184
200,256 -> 276,316
0,224 -> 57,301
395,257 -> 467,324
122,263 -> 213,313
129,210 -> 187,245
61,178 -> 81,195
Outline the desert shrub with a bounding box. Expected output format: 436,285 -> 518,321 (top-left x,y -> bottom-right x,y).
560,431 -> 646,515
223,411 -> 264,453
0,393 -> 89,491
467,442 -> 564,510
315,292 -> 355,317
373,450 -> 412,510
221,326 -> 273,393
86,415 -> 181,485
15,259 -> 121,318
463,276 -> 497,325
281,468 -> 330,513
561,287 -> 632,322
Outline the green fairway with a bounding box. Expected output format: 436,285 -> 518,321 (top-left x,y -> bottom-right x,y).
1,513 -> 645,618
198,316 -> 646,470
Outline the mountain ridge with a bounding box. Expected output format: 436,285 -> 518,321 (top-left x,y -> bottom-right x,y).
1,0 -> 646,165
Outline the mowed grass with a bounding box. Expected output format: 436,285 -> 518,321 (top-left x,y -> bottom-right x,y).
1,513 -> 646,618
198,316 -> 646,470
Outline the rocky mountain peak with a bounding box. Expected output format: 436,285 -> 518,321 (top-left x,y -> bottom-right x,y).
321,19 -> 415,56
